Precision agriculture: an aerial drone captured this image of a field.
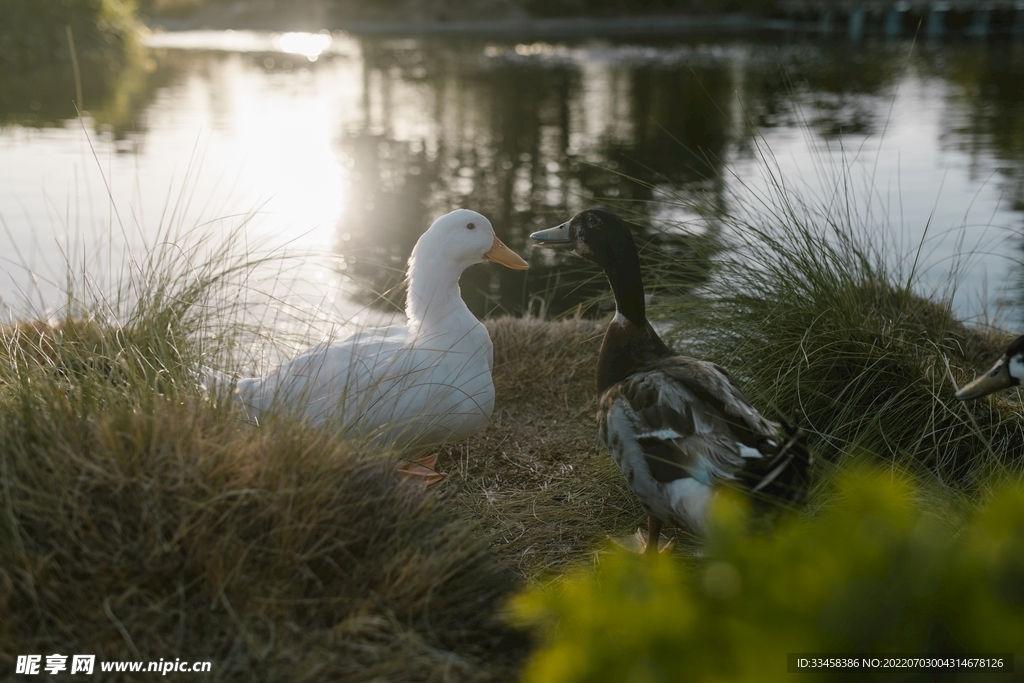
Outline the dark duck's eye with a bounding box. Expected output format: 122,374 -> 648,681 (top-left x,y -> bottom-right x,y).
467,222 -> 476,230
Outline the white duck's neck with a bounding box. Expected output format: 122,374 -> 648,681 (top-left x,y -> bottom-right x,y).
405,253 -> 474,333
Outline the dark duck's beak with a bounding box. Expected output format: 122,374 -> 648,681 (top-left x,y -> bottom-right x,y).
530,221 -> 573,249
955,356 -> 1015,401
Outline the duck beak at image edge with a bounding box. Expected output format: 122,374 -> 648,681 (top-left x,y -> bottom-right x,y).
484,235 -> 530,270
955,359 -> 1013,401
529,221 -> 573,249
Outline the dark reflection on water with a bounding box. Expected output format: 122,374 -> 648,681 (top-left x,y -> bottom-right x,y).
2,35 -> 1023,322
337,38 -> 943,318
738,42 -> 908,138
937,44 -> 1024,212
341,39 -> 746,318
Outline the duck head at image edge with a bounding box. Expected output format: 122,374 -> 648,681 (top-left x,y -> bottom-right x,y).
530,208 -> 812,549
955,335 -> 1024,401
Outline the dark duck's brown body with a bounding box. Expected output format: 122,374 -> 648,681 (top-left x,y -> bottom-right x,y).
531,208 -> 811,552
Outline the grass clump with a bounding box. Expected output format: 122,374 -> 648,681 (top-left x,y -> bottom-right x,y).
0,250 -> 527,680
653,163 -> 1024,491
0,401 -> 526,680
513,464 -> 1024,683
439,316 -> 653,577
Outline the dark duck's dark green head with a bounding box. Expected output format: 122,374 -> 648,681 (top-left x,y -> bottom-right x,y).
530,208 -> 647,327
956,334 -> 1024,400
531,208 -> 673,391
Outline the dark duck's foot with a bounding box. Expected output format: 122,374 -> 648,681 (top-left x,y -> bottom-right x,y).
610,516 -> 675,554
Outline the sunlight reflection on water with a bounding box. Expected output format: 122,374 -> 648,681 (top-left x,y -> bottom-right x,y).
0,32 -> 1022,332
274,32 -> 333,61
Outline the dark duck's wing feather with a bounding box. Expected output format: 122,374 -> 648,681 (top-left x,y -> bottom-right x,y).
600,356 -> 811,510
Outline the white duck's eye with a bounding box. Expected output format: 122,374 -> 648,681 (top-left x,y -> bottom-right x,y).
467,222 -> 476,230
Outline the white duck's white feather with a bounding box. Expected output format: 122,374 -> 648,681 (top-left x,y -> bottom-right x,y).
208,209 -> 516,448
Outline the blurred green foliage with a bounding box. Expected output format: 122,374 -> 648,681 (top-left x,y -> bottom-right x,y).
0,0 -> 138,70
0,48 -> 166,131
513,466 -> 1024,682
0,0 -> 161,133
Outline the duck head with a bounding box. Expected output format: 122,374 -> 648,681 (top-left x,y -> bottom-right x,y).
529,208 -> 639,273
414,209 -> 528,271
531,208 -> 646,326
955,335 -> 1024,400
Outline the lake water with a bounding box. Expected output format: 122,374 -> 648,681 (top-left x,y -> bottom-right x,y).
1,31 -> 1022,330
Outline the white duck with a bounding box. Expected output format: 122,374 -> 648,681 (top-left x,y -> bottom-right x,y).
210,209 -> 528,479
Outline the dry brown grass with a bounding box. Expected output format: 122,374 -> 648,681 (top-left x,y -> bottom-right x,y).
0,405 -> 530,682
435,317 -> 691,578
0,311 -> 691,682
0,312 -> 670,681
0,317 -> 530,682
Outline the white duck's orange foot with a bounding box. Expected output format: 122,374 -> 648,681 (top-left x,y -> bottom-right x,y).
396,454 -> 444,486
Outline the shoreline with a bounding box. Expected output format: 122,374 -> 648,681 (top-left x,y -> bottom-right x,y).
147,13 -> 799,37
142,3 -> 1024,40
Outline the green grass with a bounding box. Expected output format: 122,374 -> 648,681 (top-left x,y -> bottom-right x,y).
0,240 -> 529,681
643,142 -> 1024,495
3,197 -> 1023,679
137,0 -> 205,15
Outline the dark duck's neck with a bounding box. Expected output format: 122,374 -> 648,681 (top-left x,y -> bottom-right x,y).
596,241 -> 674,394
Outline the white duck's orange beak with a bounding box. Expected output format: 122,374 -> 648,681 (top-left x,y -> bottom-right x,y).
484,236 -> 529,270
